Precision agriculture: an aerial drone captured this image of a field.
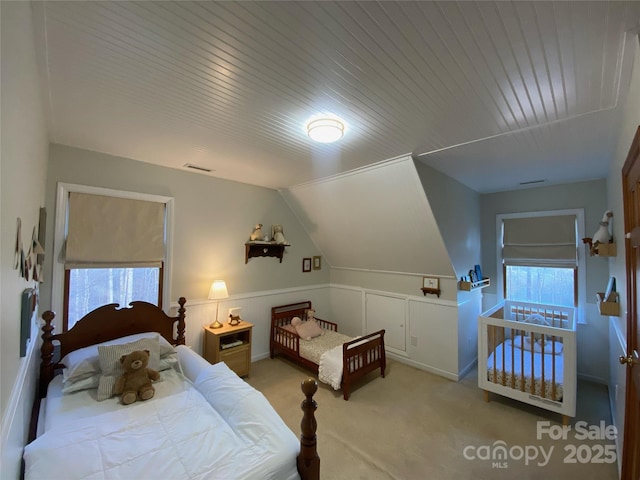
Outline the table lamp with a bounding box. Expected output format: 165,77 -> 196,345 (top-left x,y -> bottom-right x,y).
208,280 -> 228,329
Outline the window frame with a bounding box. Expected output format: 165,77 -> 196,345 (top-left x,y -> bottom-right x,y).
53,183 -> 174,332
496,209 -> 585,323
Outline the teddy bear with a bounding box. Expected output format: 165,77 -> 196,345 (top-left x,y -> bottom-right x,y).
114,349 -> 160,405
272,224 -> 288,244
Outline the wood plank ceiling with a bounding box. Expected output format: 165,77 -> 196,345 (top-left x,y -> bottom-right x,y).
34,1 -> 640,192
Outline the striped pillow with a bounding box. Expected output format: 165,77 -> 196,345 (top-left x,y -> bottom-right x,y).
96,337 -> 160,401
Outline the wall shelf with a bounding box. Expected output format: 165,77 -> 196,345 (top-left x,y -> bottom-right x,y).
420,287 -> 441,298
595,242 -> 616,257
245,242 -> 289,263
596,292 -> 619,316
459,277 -> 490,291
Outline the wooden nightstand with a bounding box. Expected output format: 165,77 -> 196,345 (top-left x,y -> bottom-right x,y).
203,321 -> 253,377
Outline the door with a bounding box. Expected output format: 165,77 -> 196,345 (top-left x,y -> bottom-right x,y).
365,293 -> 406,352
621,125 -> 640,480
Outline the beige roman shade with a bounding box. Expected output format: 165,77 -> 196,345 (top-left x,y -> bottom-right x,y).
65,193 -> 165,268
502,215 -> 577,266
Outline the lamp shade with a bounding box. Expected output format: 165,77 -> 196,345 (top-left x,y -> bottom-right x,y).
208,280 -> 229,300
306,118 -> 344,143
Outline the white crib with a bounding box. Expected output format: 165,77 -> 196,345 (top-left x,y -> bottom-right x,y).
478,300 -> 577,425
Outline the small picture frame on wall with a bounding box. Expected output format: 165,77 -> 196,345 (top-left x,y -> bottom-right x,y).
302,257 -> 312,272
313,255 -> 321,270
423,276 -> 439,290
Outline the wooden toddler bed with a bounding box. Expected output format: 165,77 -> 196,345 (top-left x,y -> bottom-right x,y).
478,300 -> 577,425
270,301 -> 386,400
25,298 -> 321,480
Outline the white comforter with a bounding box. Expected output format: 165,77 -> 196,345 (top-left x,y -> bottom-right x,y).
318,344 -> 343,390
24,360 -> 300,480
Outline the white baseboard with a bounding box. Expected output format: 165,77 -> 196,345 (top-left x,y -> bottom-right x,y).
386,351 -> 459,381
252,352 -> 270,362
458,357 -> 478,380
577,372 -> 608,385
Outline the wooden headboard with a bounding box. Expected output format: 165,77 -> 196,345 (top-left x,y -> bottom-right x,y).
39,297 -> 186,397
271,301 -> 313,327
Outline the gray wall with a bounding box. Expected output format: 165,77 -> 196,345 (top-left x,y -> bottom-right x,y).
1,2 -> 50,478
414,160 -> 482,282
480,179 -> 609,301
608,35 -> 640,339
606,34 -> 640,467
480,179 -> 611,383
43,144 -> 329,310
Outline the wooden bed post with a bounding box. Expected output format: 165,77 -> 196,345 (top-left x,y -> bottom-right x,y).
176,297 -> 186,345
39,310 -> 56,398
298,378 -> 320,480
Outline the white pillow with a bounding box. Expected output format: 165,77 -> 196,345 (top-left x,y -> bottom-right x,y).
294,319 -> 323,340
159,352 -> 179,371
513,335 -> 564,355
61,374 -> 100,394
61,332 -> 174,392
96,337 -> 160,401
62,332 -> 173,379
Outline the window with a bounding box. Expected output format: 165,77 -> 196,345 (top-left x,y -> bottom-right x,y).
498,210 -> 585,320
53,184 -> 173,331
505,265 -> 575,307
66,267 -> 161,327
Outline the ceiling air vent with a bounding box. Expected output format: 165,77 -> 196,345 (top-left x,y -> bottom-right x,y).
519,179 -> 545,186
183,163 -> 213,173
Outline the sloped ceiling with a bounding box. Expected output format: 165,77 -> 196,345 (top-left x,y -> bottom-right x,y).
27,1 -> 640,278
32,1 -> 640,192
281,156 -> 455,277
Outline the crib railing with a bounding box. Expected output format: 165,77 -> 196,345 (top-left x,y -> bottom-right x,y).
486,323 -> 563,401
479,300 -> 577,422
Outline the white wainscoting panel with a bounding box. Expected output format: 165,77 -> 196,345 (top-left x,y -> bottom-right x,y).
328,285 -> 464,380
609,318 -> 626,477
457,295 -> 482,379
170,285 -> 330,361
408,299 -> 458,379
329,285 -> 364,338
365,292 -> 406,353
1,323 -> 39,480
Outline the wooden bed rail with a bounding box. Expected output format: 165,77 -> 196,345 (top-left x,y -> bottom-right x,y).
342,330 -> 386,401
298,378 -> 320,480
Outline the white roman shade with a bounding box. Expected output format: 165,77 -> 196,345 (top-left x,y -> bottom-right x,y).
65,193 -> 165,268
502,215 -> 577,266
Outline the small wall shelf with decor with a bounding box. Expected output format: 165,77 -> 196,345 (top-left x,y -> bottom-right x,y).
596,292 -> 619,316
245,242 -> 289,263
459,278 -> 490,291
421,276 -> 441,297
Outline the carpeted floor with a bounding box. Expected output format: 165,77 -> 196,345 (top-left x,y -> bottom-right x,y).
247,357 -> 619,480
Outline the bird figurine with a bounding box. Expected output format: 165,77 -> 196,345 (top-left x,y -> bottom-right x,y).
582,210 -> 613,256
249,223 -> 263,241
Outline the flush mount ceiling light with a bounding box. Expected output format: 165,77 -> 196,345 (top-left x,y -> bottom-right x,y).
306,117 -> 345,143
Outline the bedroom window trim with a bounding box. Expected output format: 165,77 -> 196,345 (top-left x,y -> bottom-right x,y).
52,183 -> 174,333
496,209 -> 586,324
